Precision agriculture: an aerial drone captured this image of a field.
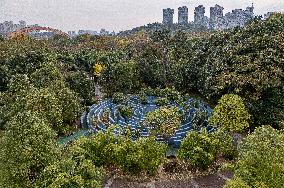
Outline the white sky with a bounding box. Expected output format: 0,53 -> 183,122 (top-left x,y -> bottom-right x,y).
0,0 -> 283,32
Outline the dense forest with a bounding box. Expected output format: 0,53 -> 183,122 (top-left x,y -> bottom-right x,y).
0,14 -> 283,187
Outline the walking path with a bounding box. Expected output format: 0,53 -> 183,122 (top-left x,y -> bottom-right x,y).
105,171 -> 233,188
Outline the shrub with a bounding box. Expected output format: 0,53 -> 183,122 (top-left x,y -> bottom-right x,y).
70,127 -> 166,175
101,109 -> 110,124
227,126 -> 284,188
37,158 -> 105,188
224,178 -> 251,188
177,128 -> 218,169
191,109 -> 211,131
117,137 -> 166,175
143,87 -> 156,96
143,107 -> 182,139
138,90 -> 148,104
158,87 -> 181,101
71,128 -> 120,167
209,94 -> 251,132
118,105 -> 133,119
112,92 -> 127,104
177,128 -> 236,169
212,129 -> 238,160
155,97 -> 169,106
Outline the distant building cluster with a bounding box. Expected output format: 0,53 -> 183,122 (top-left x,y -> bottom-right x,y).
0,20 -> 115,38
163,4 -> 256,30
0,6 -> 281,38
0,20 -> 27,35
67,28 -> 116,38
0,20 -> 51,38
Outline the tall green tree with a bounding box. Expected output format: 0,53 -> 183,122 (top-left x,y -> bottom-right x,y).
0,111 -> 59,188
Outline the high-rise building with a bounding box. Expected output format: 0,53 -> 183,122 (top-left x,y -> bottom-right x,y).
163,8 -> 174,25
194,5 -> 209,27
210,4 -> 224,21
194,5 -> 205,23
210,4 -> 225,29
178,6 -> 188,24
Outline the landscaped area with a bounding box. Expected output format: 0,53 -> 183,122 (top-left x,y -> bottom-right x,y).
1,14 -> 284,188
86,93 -> 212,146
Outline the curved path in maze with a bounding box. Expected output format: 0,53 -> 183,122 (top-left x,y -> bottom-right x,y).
86,96 -> 213,147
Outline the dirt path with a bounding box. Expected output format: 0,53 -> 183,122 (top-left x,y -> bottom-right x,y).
105,171 -> 233,188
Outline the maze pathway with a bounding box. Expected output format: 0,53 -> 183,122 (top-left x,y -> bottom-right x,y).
86,96 -> 213,147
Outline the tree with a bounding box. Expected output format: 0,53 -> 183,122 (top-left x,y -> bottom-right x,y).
150,29 -> 171,86
6,50 -> 46,75
209,94 -> 251,132
31,63 -> 82,132
0,74 -> 32,129
0,65 -> 9,92
226,126 -> 284,188
37,158 -> 105,188
54,86 -> 82,126
30,62 -> 64,89
0,111 -> 59,188
251,87 -> 284,129
100,60 -> 142,95
66,71 -> 95,105
26,88 -> 64,133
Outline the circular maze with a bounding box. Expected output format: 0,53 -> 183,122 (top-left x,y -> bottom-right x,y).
85,96 -> 213,147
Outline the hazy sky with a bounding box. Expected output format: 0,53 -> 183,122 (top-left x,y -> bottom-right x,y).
0,0 -> 283,32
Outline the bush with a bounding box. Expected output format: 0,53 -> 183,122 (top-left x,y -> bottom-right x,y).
101,109 -> 110,124
191,109 -> 211,131
178,129 -> 218,169
112,92 -> 127,104
118,105 -> 133,119
70,127 -> 166,175
117,137 -> 166,175
37,158 -> 105,188
71,128 -> 120,167
212,129 -> 238,160
209,94 -> 251,132
158,87 -> 181,101
224,178 -> 251,188
141,96 -> 148,105
143,87 -> 156,96
227,126 -> 284,188
143,107 -> 182,139
155,97 -> 169,106
178,128 -> 236,169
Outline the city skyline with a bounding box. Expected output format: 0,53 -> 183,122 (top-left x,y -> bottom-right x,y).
1,0 -> 284,32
